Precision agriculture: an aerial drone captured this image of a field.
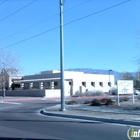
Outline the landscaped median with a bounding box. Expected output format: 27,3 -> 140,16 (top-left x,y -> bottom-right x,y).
41,96 -> 140,126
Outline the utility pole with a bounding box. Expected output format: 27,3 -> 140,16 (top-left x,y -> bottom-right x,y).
60,0 -> 65,111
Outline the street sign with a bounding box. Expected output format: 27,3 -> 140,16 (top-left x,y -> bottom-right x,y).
117,80 -> 133,94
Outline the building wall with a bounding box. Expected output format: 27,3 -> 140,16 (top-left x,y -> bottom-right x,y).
11,70 -> 115,96
0,90 -> 46,97
23,73 -> 60,80
8,76 -> 22,89
0,89 -> 70,98
64,71 -> 114,94
45,89 -> 70,98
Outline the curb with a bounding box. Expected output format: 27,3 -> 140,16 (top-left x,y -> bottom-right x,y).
40,110 -> 140,127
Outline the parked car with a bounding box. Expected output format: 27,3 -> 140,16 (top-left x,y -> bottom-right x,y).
134,89 -> 140,95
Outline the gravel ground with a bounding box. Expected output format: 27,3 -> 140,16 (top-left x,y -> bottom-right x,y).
45,99 -> 140,122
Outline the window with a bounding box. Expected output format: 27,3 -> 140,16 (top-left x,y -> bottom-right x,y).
47,82 -> 50,86
15,84 -> 20,88
91,82 -> 95,87
33,82 -> 39,89
43,82 -> 50,87
82,82 -> 86,87
108,82 -> 111,87
54,82 -> 58,86
69,82 -> 71,86
99,82 -> 103,87
43,82 -> 52,89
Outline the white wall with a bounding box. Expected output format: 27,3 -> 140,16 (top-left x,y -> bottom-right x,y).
64,71 -> 115,94
45,89 -> 70,98
11,70 -> 115,96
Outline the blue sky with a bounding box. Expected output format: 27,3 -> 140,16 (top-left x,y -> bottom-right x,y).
0,0 -> 140,75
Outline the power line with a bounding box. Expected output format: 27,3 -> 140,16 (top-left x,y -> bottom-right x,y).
0,0 -> 36,23
0,0 -> 7,6
0,26 -> 60,50
0,0 -> 131,50
64,0 -> 131,26
0,0 -> 92,41
64,0 -> 91,12
0,14 -> 58,41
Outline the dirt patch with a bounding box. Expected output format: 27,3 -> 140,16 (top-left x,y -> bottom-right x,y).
67,100 -> 78,105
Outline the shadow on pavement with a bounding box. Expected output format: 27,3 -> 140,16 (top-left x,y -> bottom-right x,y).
0,119 -> 101,124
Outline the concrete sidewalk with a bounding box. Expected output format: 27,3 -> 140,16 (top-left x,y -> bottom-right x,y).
41,100 -> 140,126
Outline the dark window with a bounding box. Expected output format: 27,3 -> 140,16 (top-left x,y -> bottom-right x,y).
91,82 -> 95,87
99,82 -> 103,87
82,82 -> 86,87
54,82 -> 58,86
15,84 -> 20,88
47,82 -> 50,86
43,82 -> 50,87
69,82 -> 71,86
108,82 -> 111,87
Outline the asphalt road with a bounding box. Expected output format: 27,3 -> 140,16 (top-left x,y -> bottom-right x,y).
0,99 -> 138,140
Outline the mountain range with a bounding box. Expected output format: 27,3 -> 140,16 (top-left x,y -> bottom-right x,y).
65,68 -> 135,81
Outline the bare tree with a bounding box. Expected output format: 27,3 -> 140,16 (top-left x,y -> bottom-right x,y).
134,71 -> 140,88
133,28 -> 140,64
120,72 -> 140,88
0,50 -> 20,97
135,71 -> 140,81
120,72 -> 134,80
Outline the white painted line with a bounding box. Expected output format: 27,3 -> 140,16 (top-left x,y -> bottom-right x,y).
0,102 -> 21,105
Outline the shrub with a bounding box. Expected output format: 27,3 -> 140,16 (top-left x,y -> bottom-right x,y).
74,90 -> 105,97
105,99 -> 115,105
100,98 -> 109,104
109,86 -> 117,95
75,91 -> 81,97
90,99 -> 100,106
83,100 -> 91,104
85,91 -> 93,96
67,100 -> 78,105
92,90 -> 105,96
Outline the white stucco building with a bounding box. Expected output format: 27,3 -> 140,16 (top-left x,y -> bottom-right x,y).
12,70 -> 115,96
